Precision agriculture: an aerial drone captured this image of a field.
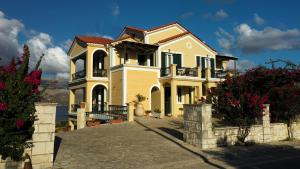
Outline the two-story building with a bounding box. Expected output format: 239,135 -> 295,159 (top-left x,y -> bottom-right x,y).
68,22 -> 237,117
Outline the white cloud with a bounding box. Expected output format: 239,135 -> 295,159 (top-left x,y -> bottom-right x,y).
0,11 -> 23,64
216,24 -> 300,54
61,39 -> 73,51
56,72 -> 69,80
236,24 -> 300,53
27,33 -> 69,74
181,12 -> 194,19
112,3 -> 120,16
204,9 -> 228,21
253,13 -> 265,25
0,10 -> 69,79
215,28 -> 234,51
228,59 -> 256,71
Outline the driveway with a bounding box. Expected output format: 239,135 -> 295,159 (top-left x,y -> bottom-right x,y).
53,121 -> 217,169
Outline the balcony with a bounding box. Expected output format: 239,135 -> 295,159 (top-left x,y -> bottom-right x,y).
93,69 -> 108,77
160,64 -> 229,80
161,64 -> 201,78
176,67 -> 198,77
72,70 -> 86,80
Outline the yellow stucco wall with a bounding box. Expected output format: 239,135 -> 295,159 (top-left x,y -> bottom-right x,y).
111,70 -> 123,105
126,69 -> 159,111
160,35 -> 216,68
147,26 -> 185,44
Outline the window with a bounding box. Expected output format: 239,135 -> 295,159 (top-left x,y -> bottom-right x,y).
138,55 -> 147,66
196,56 -> 201,67
177,87 -> 183,103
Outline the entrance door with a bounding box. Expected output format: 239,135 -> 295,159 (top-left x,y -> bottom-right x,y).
164,86 -> 171,115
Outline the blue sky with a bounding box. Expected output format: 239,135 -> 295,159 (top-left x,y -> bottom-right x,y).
0,0 -> 300,78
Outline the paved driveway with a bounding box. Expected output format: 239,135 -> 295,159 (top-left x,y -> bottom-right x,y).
53,122 -> 216,169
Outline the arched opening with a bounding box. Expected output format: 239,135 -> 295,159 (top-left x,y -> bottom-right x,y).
93,50 -> 107,77
72,58 -> 86,80
92,84 -> 107,112
151,86 -> 160,112
75,59 -> 85,72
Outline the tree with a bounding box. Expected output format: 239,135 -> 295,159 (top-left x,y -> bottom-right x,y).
210,75 -> 268,144
0,45 -> 43,161
269,86 -> 300,139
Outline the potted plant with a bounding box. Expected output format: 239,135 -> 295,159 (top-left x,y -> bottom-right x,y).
152,108 -> 161,118
134,94 -> 146,116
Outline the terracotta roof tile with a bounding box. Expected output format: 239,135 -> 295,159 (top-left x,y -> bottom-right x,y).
157,32 -> 190,43
125,26 -> 145,32
147,22 -> 178,32
76,36 -> 113,45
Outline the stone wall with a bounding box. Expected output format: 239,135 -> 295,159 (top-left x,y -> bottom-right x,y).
0,103 -> 57,169
183,104 -> 300,149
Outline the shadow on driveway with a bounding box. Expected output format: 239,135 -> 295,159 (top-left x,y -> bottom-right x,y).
203,142 -> 300,169
53,136 -> 62,162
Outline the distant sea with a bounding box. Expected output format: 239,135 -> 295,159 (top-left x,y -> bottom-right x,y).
56,105 -> 68,123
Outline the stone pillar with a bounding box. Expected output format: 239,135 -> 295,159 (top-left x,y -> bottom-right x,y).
77,108 -> 86,129
262,104 -> 272,142
127,103 -> 134,122
32,103 -> 57,169
205,68 -> 211,80
69,89 -> 75,113
170,64 -> 177,77
70,59 -> 75,81
197,66 -> 202,79
183,104 -> 216,149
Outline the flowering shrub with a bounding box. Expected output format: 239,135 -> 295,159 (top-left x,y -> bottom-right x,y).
210,74 -> 268,144
0,45 -> 43,161
209,65 -> 300,142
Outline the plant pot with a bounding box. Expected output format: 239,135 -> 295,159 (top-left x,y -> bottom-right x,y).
135,103 -> 145,116
110,119 -> 123,124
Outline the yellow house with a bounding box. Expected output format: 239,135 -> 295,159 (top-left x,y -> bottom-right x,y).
68,22 -> 237,117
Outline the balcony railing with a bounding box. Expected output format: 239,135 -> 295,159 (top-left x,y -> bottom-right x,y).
72,70 -> 86,80
215,69 -> 228,78
93,69 -> 107,77
176,67 -> 198,77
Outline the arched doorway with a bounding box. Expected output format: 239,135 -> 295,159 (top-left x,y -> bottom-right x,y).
92,85 -> 107,112
93,50 -> 107,77
151,86 -> 160,111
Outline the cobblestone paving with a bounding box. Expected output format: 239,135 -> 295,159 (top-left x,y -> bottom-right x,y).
53,122 -> 217,169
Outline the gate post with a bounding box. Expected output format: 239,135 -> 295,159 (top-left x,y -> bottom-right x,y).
183,104 -> 216,149
77,108 -> 86,129
262,104 -> 272,142
127,103 -> 134,122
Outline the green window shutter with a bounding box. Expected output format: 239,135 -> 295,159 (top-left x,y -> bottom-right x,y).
196,56 -> 201,67
201,57 -> 206,70
210,58 -> 215,78
161,52 -> 166,68
173,54 -> 182,68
